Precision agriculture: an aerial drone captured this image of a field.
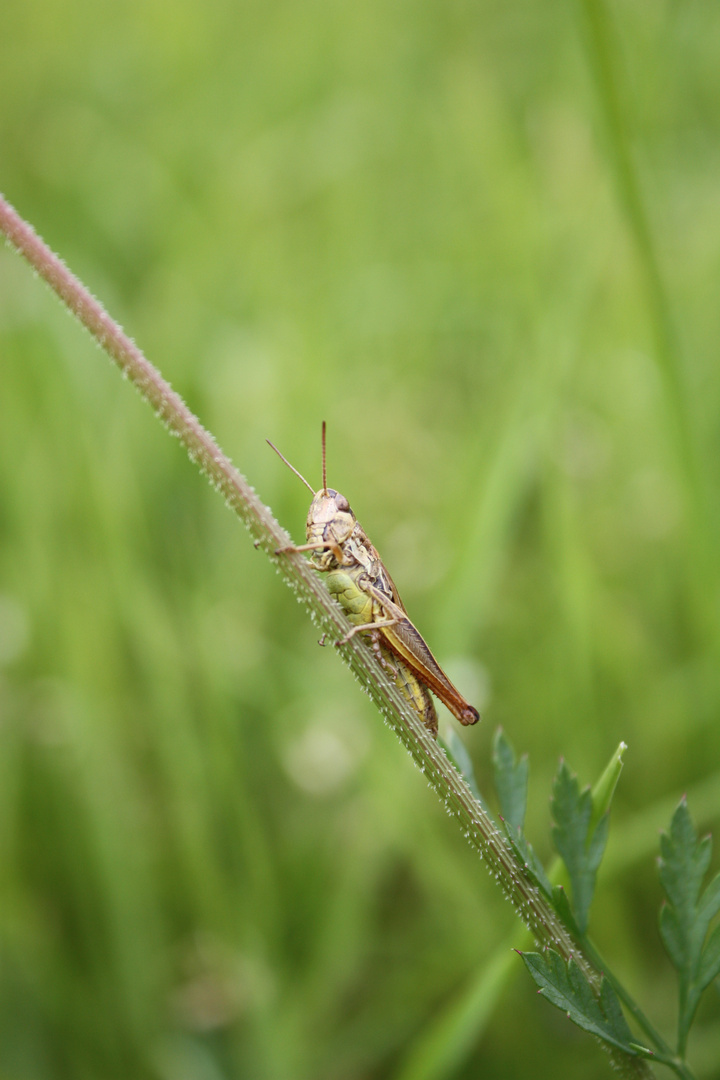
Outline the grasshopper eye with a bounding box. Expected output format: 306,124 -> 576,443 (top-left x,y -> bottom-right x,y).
335,494 -> 350,512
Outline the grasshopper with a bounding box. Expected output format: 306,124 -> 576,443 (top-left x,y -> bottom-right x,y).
268,424 -> 480,738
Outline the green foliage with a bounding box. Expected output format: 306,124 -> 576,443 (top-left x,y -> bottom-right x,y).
551,761 -> 610,935
518,950 -> 646,1058
493,736 -> 720,1075
492,727 -> 529,833
492,737 -> 645,1064
659,799 -> 720,1055
492,729 -> 553,899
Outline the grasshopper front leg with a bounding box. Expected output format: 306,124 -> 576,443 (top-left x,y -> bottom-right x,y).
275,539 -> 328,555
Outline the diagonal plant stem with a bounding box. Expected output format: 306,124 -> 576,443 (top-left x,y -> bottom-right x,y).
1,193 -> 654,1079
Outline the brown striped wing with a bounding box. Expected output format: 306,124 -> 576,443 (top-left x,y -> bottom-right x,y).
361,579 -> 479,727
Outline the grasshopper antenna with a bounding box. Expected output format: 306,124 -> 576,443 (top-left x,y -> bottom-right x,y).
321,420 -> 328,495
266,439 -> 315,494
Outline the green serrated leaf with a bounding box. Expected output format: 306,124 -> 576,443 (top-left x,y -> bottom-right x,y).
697,872 -> 720,926
551,762 -> 609,934
491,729 -> 554,899
492,728 -> 528,831
658,797 -> 720,1054
552,763 -> 592,865
659,801 -> 711,923
599,978 -> 635,1046
698,922 -> 720,990
518,950 -> 641,1056
659,904 -> 685,972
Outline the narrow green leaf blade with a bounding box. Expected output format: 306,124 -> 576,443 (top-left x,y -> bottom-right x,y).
698,922 -> 720,992
492,728 -> 528,831
589,741 -> 626,836
658,904 -> 685,973
697,872 -> 720,927
550,762 -> 609,934
658,799 -> 710,923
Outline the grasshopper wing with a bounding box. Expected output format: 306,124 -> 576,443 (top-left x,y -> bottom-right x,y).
362,580 -> 480,727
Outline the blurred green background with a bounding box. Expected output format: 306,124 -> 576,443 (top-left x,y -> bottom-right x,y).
2,0 -> 720,1077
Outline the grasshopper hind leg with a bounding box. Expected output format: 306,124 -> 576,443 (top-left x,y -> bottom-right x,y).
378,641 -> 438,738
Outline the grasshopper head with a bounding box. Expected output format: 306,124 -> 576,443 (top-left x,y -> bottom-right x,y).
267,425 -> 356,562
306,488 -> 356,560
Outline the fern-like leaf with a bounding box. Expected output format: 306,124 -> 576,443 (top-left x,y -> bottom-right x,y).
658,797 -> 720,1054
551,761 -> 609,934
492,729 -> 552,898
518,949 -> 648,1057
